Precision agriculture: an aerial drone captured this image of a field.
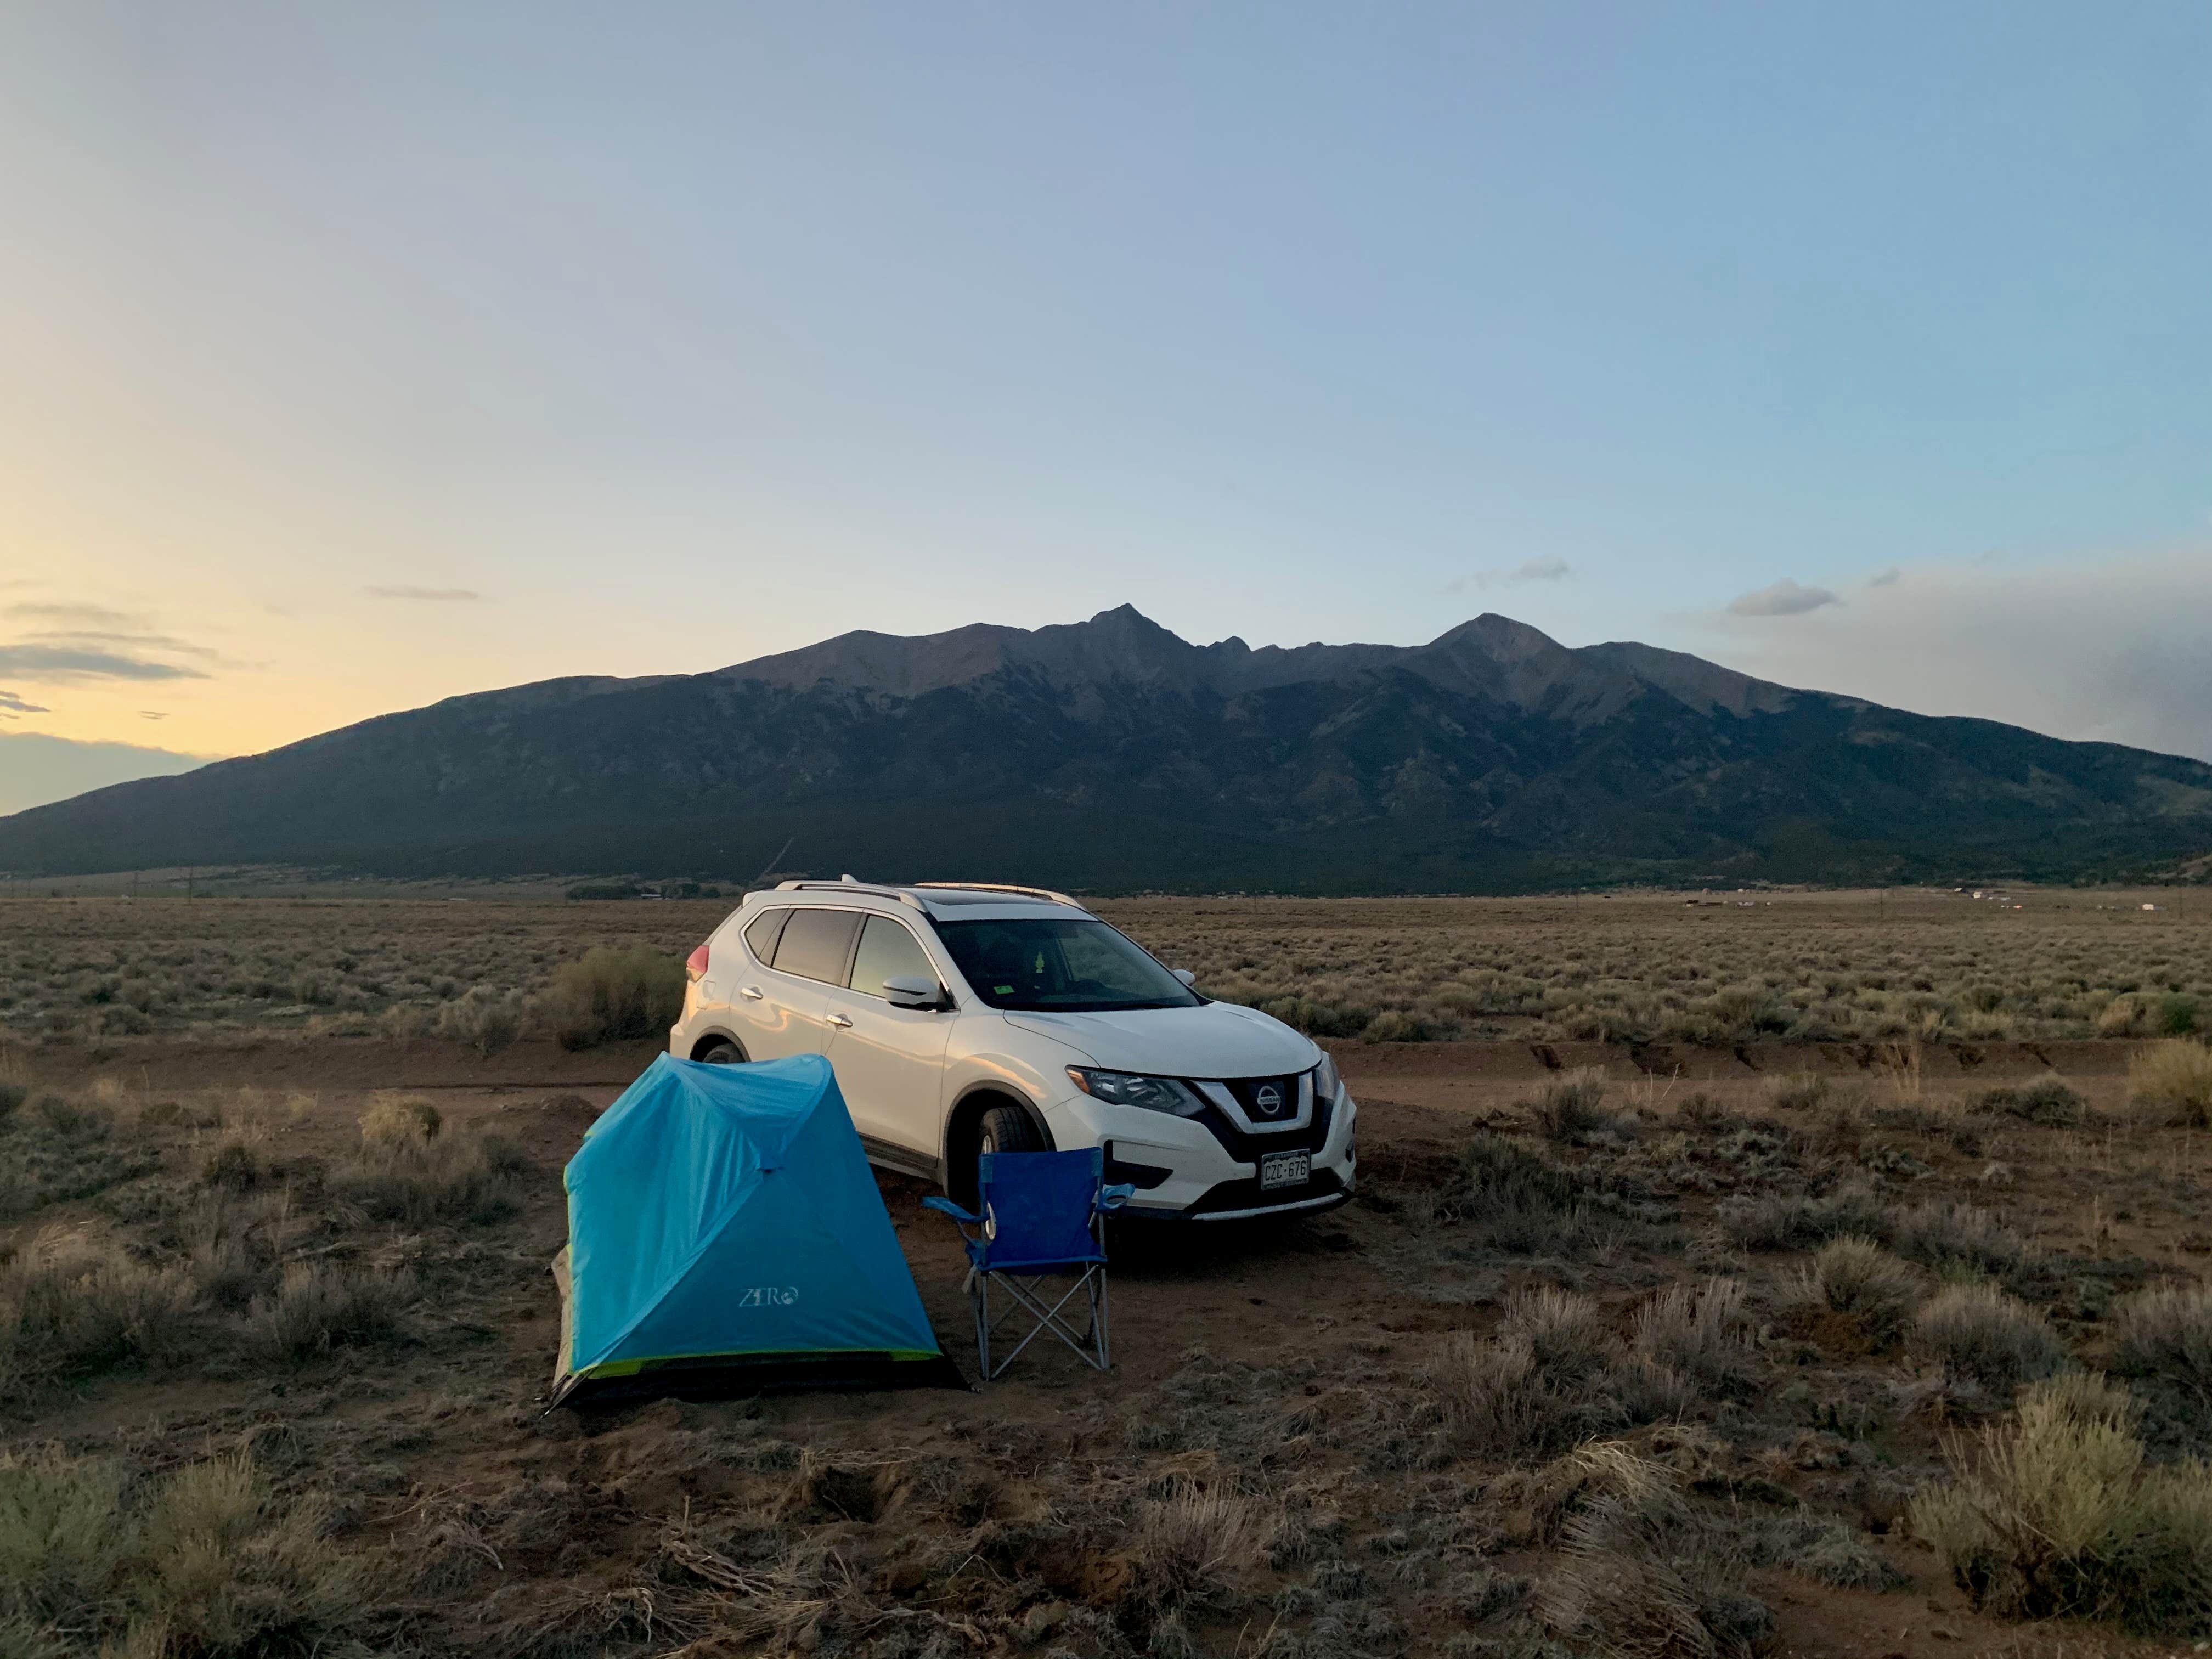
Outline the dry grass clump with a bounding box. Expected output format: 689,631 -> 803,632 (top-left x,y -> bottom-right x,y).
1969,1077 -> 2087,1127
247,1260 -> 417,1365
1738,1511 -> 1909,1590
543,945 -> 686,1051
1911,1283 -> 2066,1392
338,1124 -> 529,1227
1764,1071 -> 1832,1112
1522,1069 -> 1623,1145
1532,1444 -> 1770,1658
2130,1040 -> 2212,1125
1715,1181 -> 1888,1252
1793,1238 -> 1922,1344
1437,1285 -> 1753,1459
2109,1285 -> 2212,1400
0,1092 -> 157,1223
0,1446 -> 358,1655
1912,1372 -> 2212,1634
0,1229 -> 196,1403
1131,1479 -> 1276,1610
432,985 -> 530,1057
359,1092 -> 442,1148
1889,1199 -> 2026,1275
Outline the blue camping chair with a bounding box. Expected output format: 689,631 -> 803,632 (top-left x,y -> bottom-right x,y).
924,1149 -> 1135,1379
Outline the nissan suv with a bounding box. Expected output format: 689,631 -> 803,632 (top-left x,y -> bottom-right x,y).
668,879 -> 1356,1220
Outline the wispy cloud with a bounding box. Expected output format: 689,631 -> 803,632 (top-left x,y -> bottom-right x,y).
1446,556 -> 1572,595
1726,578 -> 1841,617
0,690 -> 49,716
139,710 -> 168,720
366,585 -> 483,602
5,602 -> 143,629
0,645 -> 209,682
1866,566 -> 1901,588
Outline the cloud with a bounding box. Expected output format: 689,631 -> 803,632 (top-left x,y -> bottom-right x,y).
139,710 -> 168,720
0,645 -> 209,682
1726,578 -> 1841,617
0,690 -> 49,716
1690,545 -> 2212,763
366,585 -> 483,602
1447,556 -> 1572,595
5,602 -> 143,628
1866,566 -> 1901,588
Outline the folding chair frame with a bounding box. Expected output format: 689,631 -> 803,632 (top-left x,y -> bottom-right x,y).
926,1163 -> 1129,1380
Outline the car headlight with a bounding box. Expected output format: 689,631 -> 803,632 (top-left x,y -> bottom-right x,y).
1313,1052 -> 1341,1101
1066,1067 -> 1207,1118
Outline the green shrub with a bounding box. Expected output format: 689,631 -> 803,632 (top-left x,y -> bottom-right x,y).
1911,1283 -> 2065,1392
2160,994 -> 2202,1038
1912,1372 -> 2212,1634
542,946 -> 686,1050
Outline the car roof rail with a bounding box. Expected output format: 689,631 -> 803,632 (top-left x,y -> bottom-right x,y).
911,881 -> 1082,907
773,878 -> 926,910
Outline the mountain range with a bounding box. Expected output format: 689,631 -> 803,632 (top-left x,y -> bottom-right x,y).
4,606 -> 2209,891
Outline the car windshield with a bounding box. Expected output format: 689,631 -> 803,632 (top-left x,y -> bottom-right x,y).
934,918 -> 1201,1013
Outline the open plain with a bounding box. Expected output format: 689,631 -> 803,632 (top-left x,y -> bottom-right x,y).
5,891 -> 2212,1658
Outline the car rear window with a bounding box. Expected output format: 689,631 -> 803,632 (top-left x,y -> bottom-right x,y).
770,908 -> 862,985
742,908 -> 789,963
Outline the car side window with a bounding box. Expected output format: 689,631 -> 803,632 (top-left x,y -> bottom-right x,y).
743,908 -> 790,964
770,908 -> 862,985
847,915 -> 936,999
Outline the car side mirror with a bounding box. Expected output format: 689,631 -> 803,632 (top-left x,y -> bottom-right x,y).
1171,968 -> 1197,987
883,975 -> 946,1011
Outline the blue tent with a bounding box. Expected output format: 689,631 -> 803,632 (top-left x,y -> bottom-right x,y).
551,1052 -> 962,1404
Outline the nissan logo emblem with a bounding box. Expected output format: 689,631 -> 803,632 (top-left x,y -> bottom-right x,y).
1254,1083 -> 1284,1117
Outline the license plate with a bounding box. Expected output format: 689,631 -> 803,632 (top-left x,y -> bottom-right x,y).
1260,1150 -> 1310,1191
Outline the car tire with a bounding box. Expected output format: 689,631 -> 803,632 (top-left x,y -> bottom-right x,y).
697,1041 -> 745,1065
972,1103 -> 1042,1202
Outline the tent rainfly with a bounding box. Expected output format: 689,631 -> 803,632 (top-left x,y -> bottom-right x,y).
551,1052 -> 963,1406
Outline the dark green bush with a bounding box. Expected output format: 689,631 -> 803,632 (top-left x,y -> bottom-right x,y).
543,946 -> 685,1049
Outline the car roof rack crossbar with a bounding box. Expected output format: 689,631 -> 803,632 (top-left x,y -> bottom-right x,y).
911,881 -> 1081,907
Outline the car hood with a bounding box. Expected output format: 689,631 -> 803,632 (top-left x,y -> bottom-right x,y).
1006,1002 -> 1319,1080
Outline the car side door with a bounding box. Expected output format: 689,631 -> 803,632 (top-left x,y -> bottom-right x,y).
820,913 -> 955,1172
736,906 -> 859,1060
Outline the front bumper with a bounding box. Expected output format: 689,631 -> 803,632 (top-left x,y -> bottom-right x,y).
1041,1082 -> 1358,1221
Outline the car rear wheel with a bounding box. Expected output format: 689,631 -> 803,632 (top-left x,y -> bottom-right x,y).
697,1040 -> 744,1065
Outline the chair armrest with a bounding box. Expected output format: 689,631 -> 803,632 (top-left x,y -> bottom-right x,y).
1097,1183 -> 1137,1211
922,1195 -> 984,1224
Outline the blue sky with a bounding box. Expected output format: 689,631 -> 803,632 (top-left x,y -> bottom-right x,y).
3,2 -> 2209,811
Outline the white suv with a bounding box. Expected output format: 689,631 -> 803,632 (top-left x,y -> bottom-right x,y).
669,879 -> 1356,1220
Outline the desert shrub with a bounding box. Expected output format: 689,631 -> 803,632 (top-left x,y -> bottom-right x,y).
0,1447 -> 357,1653
0,1231 -> 196,1400
1131,1479 -> 1274,1609
1890,1199 -> 2026,1275
2110,1285 -> 2212,1399
2160,994 -> 2202,1038
1912,1283 -> 2066,1392
2131,1040 -> 2212,1125
542,946 -> 685,1051
1795,1237 -> 1921,1343
1630,1278 -> 1754,1397
339,1127 -> 529,1227
1254,995 -> 1375,1040
1738,1512 -> 1909,1590
199,1135 -> 272,1194
359,1092 -> 442,1148
0,1080 -> 25,1121
1523,1069 -> 1618,1144
1716,1181 -> 1889,1252
247,1261 -> 416,1365
1764,1072 -> 1831,1111
1363,1008 -> 1436,1043
1969,1077 -> 2087,1127
1434,1133 -> 1602,1256
433,985 -> 529,1057
1912,1372 -> 2212,1634
1535,1449 -> 1770,1658
0,1094 -> 156,1222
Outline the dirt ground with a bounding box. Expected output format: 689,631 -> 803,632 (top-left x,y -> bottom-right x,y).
8,1026 -> 2210,1659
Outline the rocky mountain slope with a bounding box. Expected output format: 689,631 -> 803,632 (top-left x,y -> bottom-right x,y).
4,606 -> 2208,890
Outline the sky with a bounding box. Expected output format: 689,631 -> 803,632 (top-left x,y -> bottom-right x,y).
3,3 -> 2209,814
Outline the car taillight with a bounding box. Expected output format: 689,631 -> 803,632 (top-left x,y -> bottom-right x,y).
685,943 -> 710,981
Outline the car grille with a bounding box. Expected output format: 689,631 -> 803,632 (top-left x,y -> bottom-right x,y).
1197,1077 -> 1332,1163
1224,1074 -> 1302,1124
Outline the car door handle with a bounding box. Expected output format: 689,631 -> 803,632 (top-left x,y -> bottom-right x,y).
738,986 -> 765,1000
826,1013 -> 853,1028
